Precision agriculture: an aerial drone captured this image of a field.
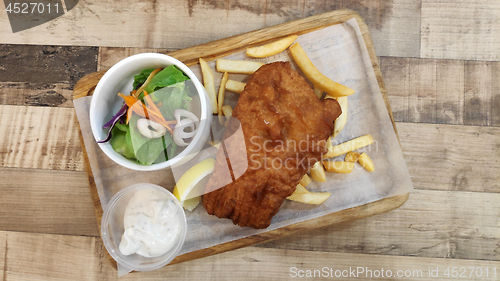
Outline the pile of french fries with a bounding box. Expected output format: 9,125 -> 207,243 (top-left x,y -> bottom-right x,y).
198,35 -> 376,205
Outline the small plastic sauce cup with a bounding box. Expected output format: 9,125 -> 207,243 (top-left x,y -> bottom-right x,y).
101,183 -> 187,272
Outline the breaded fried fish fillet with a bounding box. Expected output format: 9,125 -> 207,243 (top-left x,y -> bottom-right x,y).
203,61 -> 342,228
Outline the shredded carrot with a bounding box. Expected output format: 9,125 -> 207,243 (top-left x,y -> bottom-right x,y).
118,92 -> 137,108
134,68 -> 162,99
118,92 -> 148,123
126,106 -> 133,124
143,91 -> 164,119
142,91 -> 171,133
118,91 -> 176,134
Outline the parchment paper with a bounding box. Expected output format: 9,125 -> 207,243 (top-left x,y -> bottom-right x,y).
74,18 -> 413,261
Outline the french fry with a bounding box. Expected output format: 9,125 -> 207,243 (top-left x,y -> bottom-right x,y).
299,174 -> 312,187
344,152 -> 361,163
313,84 -> 323,99
199,58 -> 218,113
218,72 -> 229,114
310,161 -> 326,182
332,96 -> 348,137
358,153 -> 375,172
323,134 -> 374,159
323,161 -> 355,173
287,191 -> 331,205
293,183 -> 308,195
216,59 -> 264,74
324,95 -> 347,136
218,72 -> 229,125
225,79 -> 246,94
246,35 -> 298,58
289,43 -> 355,98
221,105 -> 233,118
208,140 -> 221,149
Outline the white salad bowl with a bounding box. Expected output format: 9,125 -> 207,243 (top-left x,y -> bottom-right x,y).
90,53 -> 212,171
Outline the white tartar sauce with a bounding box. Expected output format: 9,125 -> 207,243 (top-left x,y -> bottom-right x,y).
119,188 -> 182,258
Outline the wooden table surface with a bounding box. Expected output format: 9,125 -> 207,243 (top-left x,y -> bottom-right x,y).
0,1 -> 498,280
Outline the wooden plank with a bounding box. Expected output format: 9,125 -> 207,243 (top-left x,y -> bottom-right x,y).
72,10 -> 410,266
89,244 -> 500,280
0,122 -> 495,238
0,171 -> 498,262
3,231 -> 99,281
1,230 -> 498,280
0,168 -> 97,236
0,1 -> 420,58
436,59 -> 465,125
381,57 -> 498,126
344,0 -> 421,57
494,63 -> 500,127
0,105 -> 84,171
76,10 -> 396,133
379,57 -> 411,122
0,232 -> 5,281
0,82 -> 74,107
398,122 -> 499,192
408,58 -> 437,123
259,189 -> 500,261
421,0 -> 500,61
4,11 -> 378,174
0,103 -> 497,192
464,61 -> 500,126
1,104 -> 498,192
0,45 -> 98,87
99,55 -> 497,127
97,47 -> 173,71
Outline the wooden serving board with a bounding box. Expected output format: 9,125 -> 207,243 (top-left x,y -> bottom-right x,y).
73,9 -> 409,267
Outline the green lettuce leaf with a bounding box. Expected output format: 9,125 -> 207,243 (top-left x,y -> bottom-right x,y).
144,65 -> 189,94
129,115 -> 171,165
152,81 -> 193,120
110,125 -> 135,159
133,68 -> 155,90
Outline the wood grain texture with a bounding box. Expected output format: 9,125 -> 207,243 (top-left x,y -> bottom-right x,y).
399,122 -> 499,192
97,47 -> 173,71
0,45 -> 98,87
259,189 -> 500,261
344,0 -> 421,57
379,57 -> 410,122
0,170 -> 497,261
0,232 -> 5,281
421,0 -> 500,61
4,10 -> 388,175
0,1 -> 498,279
464,61 -> 500,126
0,105 -> 84,171
76,10 -> 396,135
0,0 -> 420,58
2,107 -> 489,190
0,168 -> 97,236
408,58 -> 437,124
381,57 -> 500,126
0,82 -> 74,107
3,231 -> 100,281
74,10 -> 396,136
71,10 -> 411,266
1,230 -> 498,280
436,59 -> 465,125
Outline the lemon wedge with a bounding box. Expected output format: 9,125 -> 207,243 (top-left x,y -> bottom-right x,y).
173,158 -> 216,211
